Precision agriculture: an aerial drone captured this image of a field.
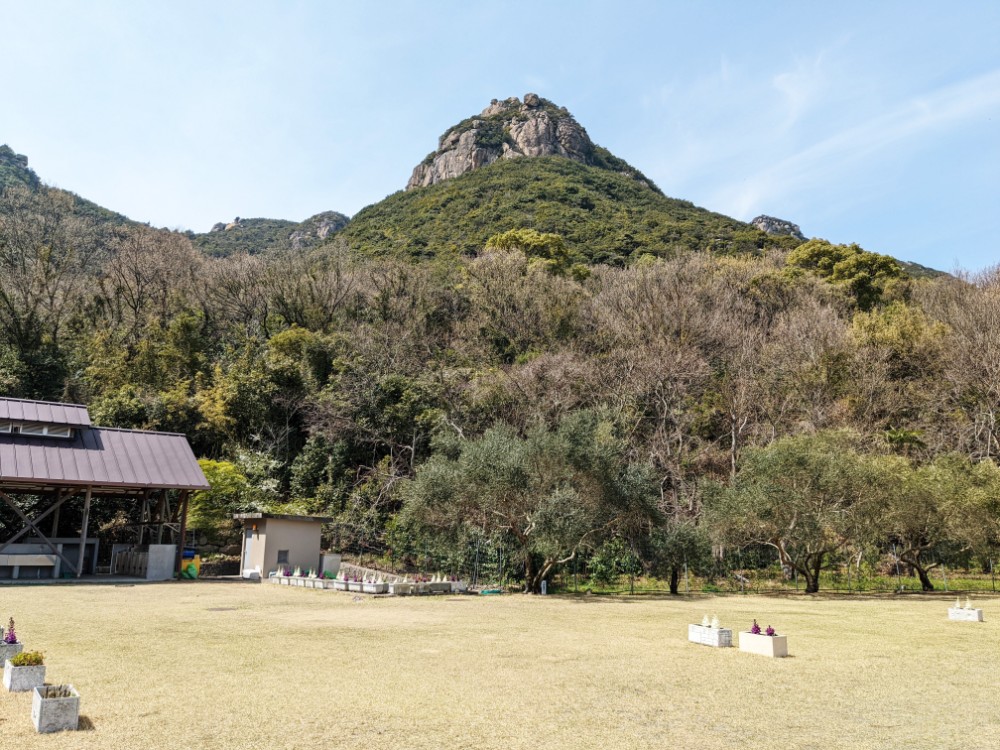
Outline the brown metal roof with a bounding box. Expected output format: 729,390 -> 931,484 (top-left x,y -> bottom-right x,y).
234,513 -> 333,523
0,426 -> 209,492
0,397 -> 92,427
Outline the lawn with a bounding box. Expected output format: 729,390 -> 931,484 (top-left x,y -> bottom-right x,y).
1,582 -> 997,749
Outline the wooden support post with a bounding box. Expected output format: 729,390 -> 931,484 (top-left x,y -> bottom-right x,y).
76,487 -> 92,579
0,487 -> 80,553
175,490 -> 190,576
50,489 -> 61,537
156,489 -> 166,544
0,489 -> 79,573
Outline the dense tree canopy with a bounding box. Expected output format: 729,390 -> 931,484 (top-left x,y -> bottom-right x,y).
1,182 -> 997,592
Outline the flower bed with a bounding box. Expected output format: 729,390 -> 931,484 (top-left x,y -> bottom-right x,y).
688,622 -> 732,648
739,619 -> 788,658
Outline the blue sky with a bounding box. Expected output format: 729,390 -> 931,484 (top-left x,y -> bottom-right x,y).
2,0 -> 998,270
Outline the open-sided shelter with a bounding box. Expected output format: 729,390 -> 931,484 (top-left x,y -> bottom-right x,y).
0,397 -> 209,579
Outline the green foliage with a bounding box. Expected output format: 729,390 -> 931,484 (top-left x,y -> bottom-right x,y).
341,157 -> 778,263
188,460 -> 269,531
402,409 -> 659,592
710,431 -> 882,592
587,537 -> 642,586
9,651 -> 44,667
787,239 -> 902,310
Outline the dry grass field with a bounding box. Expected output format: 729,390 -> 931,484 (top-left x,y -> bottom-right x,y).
1,582 -> 998,749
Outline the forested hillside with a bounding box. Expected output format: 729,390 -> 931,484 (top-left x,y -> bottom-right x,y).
1,179 -> 997,593
340,156 -> 795,263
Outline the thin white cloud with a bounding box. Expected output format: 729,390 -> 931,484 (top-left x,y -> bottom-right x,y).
715,68 -> 1000,218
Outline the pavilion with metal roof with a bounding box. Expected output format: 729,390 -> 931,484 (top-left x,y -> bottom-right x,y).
0,397 -> 209,579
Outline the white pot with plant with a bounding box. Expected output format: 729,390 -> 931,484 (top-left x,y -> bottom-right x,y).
0,618 -> 23,665
32,684 -> 80,733
688,614 -> 733,648
739,619 -> 788,657
948,597 -> 984,622
4,650 -> 45,692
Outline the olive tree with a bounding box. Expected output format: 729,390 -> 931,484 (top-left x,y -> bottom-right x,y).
709,431 -> 880,593
401,410 -> 659,593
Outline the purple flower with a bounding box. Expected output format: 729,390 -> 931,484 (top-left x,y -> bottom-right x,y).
765,625 -> 775,637
750,619 -> 761,635
4,617 -> 16,644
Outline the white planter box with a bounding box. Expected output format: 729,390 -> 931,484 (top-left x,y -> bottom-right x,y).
4,660 -> 45,692
32,684 -> 80,733
347,581 -> 364,592
332,580 -> 349,591
361,582 -> 388,594
688,624 -> 733,648
387,582 -> 412,596
948,607 -> 984,622
278,576 -> 289,585
739,632 -> 788,658
0,643 -> 23,665
429,582 -> 452,594
451,580 -> 468,593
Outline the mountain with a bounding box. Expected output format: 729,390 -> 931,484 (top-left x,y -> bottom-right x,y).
189,210 -> 350,257
341,95 -> 793,263
408,93 -> 657,192
0,145 -> 41,191
0,144 -> 128,226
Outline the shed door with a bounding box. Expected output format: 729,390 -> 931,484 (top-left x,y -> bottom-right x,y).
244,528 -> 253,568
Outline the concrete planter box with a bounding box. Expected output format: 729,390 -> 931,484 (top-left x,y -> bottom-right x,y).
347,581 -> 364,592
429,582 -> 452,594
332,580 -> 350,591
451,580 -> 468,593
0,642 -> 23,665
4,660 -> 45,692
688,624 -> 733,648
277,576 -> 290,585
305,578 -> 322,589
387,582 -> 412,596
739,631 -> 788,658
361,582 -> 388,594
948,607 -> 984,622
32,684 -> 80,733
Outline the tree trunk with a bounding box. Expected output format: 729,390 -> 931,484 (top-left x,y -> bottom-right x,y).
915,566 -> 935,592
524,553 -> 540,594
803,554 -> 823,594
669,566 -> 679,595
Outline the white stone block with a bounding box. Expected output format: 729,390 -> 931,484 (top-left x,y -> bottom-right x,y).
0,643 -> 23,665
32,685 -> 80,733
948,607 -> 984,622
688,624 -> 733,648
739,631 -> 788,658
4,660 -> 45,692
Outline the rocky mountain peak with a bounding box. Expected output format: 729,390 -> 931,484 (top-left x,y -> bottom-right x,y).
750,215 -> 806,241
0,144 -> 41,191
407,95 -> 658,192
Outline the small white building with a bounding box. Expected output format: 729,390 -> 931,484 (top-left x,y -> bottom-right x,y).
234,513 -> 330,579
